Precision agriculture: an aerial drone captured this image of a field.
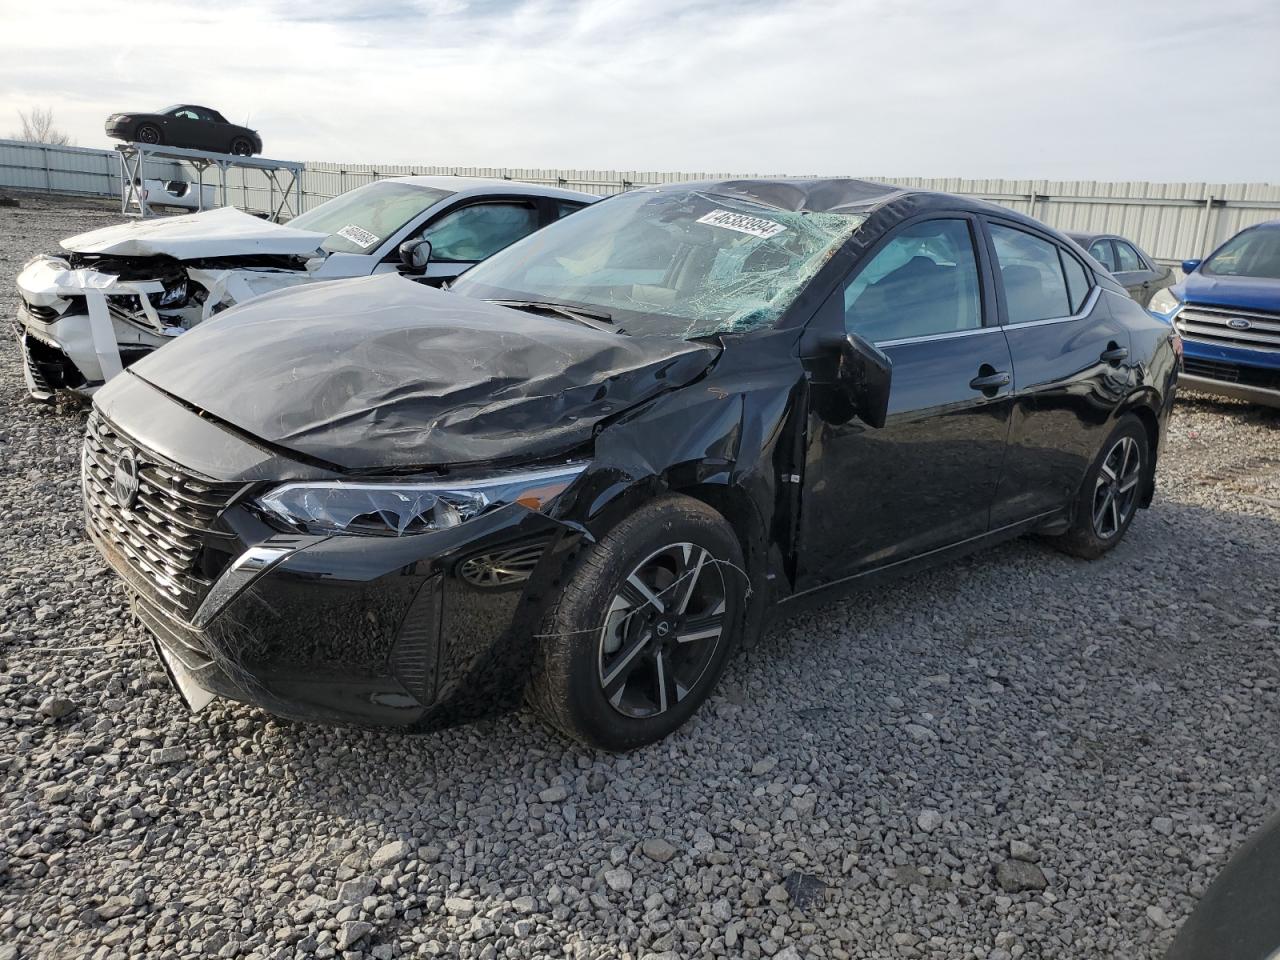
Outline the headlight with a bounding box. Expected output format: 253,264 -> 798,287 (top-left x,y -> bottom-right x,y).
254,463 -> 587,537
1148,288 -> 1182,318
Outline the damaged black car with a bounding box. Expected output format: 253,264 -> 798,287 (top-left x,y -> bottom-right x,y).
83,179 -> 1179,750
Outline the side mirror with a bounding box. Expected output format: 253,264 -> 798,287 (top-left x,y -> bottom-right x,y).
1181,259 -> 1201,275
838,333 -> 892,429
399,238 -> 433,274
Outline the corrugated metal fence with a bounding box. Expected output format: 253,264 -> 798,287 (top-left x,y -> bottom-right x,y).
4,137 -> 1278,264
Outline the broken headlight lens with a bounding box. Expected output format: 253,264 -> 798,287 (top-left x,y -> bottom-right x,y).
254,464 -> 587,537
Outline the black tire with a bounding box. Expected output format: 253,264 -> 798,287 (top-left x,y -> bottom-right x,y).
135,123 -> 162,145
528,494 -> 745,751
1050,414 -> 1149,560
229,137 -> 253,157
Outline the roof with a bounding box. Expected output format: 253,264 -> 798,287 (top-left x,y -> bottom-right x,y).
650,177 -> 1021,221
391,175 -> 597,204
1066,231 -> 1120,245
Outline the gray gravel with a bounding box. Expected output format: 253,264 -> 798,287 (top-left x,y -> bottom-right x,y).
2,193 -> 1279,959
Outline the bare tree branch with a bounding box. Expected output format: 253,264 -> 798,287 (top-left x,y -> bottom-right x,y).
10,106 -> 74,146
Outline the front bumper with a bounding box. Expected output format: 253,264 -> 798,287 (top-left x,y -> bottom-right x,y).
14,272 -> 165,399
82,395 -> 582,730
1179,337 -> 1280,408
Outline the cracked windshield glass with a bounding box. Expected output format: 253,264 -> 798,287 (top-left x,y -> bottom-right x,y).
451,189 -> 866,338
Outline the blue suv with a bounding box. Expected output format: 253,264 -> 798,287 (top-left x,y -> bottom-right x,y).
1150,220 -> 1280,407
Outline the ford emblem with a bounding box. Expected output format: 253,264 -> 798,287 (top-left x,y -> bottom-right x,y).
113,451 -> 141,509
1227,317 -> 1252,330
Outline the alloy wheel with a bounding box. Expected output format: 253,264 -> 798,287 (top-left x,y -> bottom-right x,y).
597,542 -> 728,719
1092,435 -> 1142,539
138,126 -> 160,144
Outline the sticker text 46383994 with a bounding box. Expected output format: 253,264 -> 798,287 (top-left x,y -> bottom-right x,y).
696,209 -> 788,240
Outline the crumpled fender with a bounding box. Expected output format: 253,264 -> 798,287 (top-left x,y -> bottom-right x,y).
548,327 -> 809,643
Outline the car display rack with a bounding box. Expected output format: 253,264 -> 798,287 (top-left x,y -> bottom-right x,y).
115,143 -> 304,221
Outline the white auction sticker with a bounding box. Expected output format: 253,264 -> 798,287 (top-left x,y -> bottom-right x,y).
696,209 -> 787,239
336,224 -> 379,248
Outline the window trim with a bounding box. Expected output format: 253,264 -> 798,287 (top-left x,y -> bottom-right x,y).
982,217 -> 1097,328
839,212 -> 997,346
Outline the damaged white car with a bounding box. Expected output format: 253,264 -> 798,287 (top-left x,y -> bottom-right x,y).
14,177 -> 594,400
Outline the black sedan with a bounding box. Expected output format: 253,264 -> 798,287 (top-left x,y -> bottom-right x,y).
105,104 -> 262,156
84,179 -> 1179,750
1067,231 -> 1174,308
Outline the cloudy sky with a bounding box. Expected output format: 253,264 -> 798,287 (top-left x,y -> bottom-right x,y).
2,0 -> 1278,180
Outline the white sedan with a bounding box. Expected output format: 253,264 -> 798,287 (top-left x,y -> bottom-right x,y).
14,177 -> 595,400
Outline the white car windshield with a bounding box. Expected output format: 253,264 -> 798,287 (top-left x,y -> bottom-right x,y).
451,189 -> 866,338
290,181 -> 453,256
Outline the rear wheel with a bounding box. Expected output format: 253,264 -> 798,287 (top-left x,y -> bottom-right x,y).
528,494 -> 744,751
1050,415 -> 1148,559
229,137 -> 253,156
135,123 -> 162,145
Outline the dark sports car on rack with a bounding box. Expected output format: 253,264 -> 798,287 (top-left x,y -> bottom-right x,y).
83,179 -> 1179,750
105,104 -> 262,156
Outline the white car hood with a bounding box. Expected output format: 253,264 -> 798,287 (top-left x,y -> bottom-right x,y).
59,206 -> 328,259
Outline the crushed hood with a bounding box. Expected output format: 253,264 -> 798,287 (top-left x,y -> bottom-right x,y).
128,274 -> 718,470
60,206 -> 328,259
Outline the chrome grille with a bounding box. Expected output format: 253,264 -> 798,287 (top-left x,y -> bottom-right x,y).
1175,304 -> 1280,352
82,412 -> 240,621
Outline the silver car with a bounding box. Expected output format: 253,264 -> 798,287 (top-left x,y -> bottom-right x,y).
14,177 -> 594,400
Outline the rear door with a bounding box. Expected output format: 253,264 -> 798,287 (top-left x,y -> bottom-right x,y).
1113,238 -> 1159,305
985,220 -> 1132,526
797,214 -> 1014,588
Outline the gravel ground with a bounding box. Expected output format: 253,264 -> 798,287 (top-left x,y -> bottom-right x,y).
1,193 -> 1278,960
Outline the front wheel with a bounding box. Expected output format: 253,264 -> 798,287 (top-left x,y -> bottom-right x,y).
1050,414 -> 1149,559
135,123 -> 162,145
528,494 -> 744,751
229,137 -> 253,156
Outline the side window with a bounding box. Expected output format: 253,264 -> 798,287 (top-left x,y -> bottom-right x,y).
555,200 -> 587,220
990,224 -> 1072,323
172,109 -> 200,121
1061,249 -> 1091,313
1114,241 -> 1143,272
423,202 -> 540,262
843,218 -> 983,343
1088,240 -> 1118,272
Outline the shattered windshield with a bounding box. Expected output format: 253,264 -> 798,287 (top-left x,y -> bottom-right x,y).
450,189 -> 866,338
289,181 -> 454,255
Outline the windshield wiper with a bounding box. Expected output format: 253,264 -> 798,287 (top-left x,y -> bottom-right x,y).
488,299 -> 618,333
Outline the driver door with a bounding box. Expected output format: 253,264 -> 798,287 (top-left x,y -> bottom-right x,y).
406,199 -> 543,286
797,215 -> 1014,590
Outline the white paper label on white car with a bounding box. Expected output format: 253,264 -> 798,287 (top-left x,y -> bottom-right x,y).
696,209 -> 788,239
336,224 -> 379,248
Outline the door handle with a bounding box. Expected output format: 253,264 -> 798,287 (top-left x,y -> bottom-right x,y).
969,370 -> 1011,391
1100,344 -> 1129,364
